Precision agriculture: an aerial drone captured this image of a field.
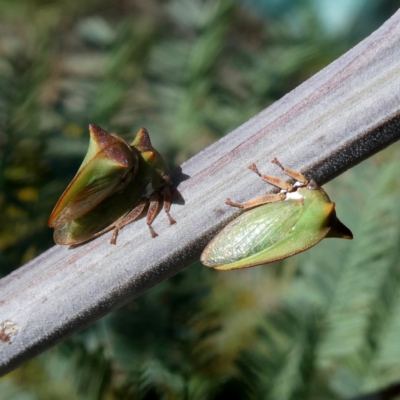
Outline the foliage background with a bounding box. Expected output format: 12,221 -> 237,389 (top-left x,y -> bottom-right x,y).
1,0 -> 400,399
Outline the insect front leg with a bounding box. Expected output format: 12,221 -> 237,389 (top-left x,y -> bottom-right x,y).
271,158 -> 308,185
249,163 -> 294,191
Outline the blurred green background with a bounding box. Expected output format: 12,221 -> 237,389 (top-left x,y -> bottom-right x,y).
1,0 -> 400,399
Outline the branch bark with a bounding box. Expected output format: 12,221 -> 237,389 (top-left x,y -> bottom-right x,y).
1,11 -> 400,375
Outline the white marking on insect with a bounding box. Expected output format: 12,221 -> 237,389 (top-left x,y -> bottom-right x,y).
293,181 -> 306,188
285,191 -> 304,200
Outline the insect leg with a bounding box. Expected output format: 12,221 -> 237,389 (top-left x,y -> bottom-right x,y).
146,193 -> 162,238
162,186 -> 176,225
249,163 -> 294,191
226,193 -> 286,209
110,199 -> 148,244
271,158 -> 308,185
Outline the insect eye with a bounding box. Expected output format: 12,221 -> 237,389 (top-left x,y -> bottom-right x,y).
307,180 -> 319,190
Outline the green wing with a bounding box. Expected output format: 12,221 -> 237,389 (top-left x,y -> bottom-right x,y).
49,125 -> 137,227
202,199 -> 304,267
53,162 -> 151,245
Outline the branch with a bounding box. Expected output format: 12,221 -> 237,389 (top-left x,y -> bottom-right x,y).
1,11 -> 400,376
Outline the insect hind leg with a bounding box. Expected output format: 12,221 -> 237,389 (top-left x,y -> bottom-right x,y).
110,199 -> 148,244
226,193 -> 286,210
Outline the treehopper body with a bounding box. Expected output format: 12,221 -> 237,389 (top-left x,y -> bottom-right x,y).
49,125 -> 175,245
201,159 -> 352,270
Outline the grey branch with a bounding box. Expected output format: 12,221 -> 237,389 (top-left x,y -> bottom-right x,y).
1,11 -> 400,376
